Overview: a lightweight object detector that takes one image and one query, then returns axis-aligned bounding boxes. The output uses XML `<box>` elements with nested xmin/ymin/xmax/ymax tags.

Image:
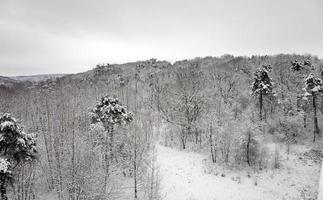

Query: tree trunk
<box><xmin>303</xmin><ymin>112</ymin><xmax>307</xmax><ymax>128</ymax></box>
<box><xmin>270</xmin><ymin>100</ymin><xmax>274</xmax><ymax>119</ymax></box>
<box><xmin>181</xmin><ymin>129</ymin><xmax>186</xmax><ymax>150</ymax></box>
<box><xmin>312</xmin><ymin>93</ymin><xmax>320</xmax><ymax>142</ymax></box>
<box><xmin>134</xmin><ymin>149</ymin><xmax>138</xmax><ymax>199</ymax></box>
<box><xmin>209</xmin><ymin>125</ymin><xmax>216</xmax><ymax>163</ymax></box>
<box><xmin>199</xmin><ymin>130</ymin><xmax>202</xmax><ymax>147</ymax></box>
<box><xmin>195</xmin><ymin>128</ymin><xmax>198</xmax><ymax>144</ymax></box>
<box><xmin>234</xmin><ymin>102</ymin><xmax>238</xmax><ymax>119</ymax></box>
<box><xmin>246</xmin><ymin>130</ymin><xmax>251</xmax><ymax>166</ymax></box>
<box><xmin>103</xmin><ymin>126</ymin><xmax>110</xmax><ymax>195</ymax></box>
<box><xmin>0</xmin><ymin>178</ymin><xmax>7</xmax><ymax>200</ymax></box>
<box><xmin>109</xmin><ymin>126</ymin><xmax>114</xmax><ymax>161</ymax></box>
<box><xmin>259</xmin><ymin>92</ymin><xmax>263</xmax><ymax>121</ymax></box>
<box><xmin>209</xmin><ymin>128</ymin><xmax>214</xmax><ymax>163</ymax></box>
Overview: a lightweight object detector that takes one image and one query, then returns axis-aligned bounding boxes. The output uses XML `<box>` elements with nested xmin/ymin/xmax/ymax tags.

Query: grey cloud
<box><xmin>0</xmin><ymin>0</ymin><xmax>322</xmax><ymax>76</ymax></box>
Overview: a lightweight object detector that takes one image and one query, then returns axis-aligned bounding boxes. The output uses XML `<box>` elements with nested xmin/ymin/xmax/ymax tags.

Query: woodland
<box><xmin>0</xmin><ymin>54</ymin><xmax>322</xmax><ymax>200</ymax></box>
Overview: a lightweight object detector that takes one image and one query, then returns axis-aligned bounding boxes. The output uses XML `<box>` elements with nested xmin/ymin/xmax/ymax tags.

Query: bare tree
<box><xmin>160</xmin><ymin>64</ymin><xmax>205</xmax><ymax>149</ymax></box>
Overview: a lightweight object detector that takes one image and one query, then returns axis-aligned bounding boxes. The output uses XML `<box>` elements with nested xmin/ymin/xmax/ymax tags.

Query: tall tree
<box><xmin>0</xmin><ymin>113</ymin><xmax>37</xmax><ymax>200</ymax></box>
<box><xmin>252</xmin><ymin>65</ymin><xmax>273</xmax><ymax>120</ymax></box>
<box><xmin>91</xmin><ymin>96</ymin><xmax>132</xmax><ymax>195</ymax></box>
<box><xmin>304</xmin><ymin>73</ymin><xmax>323</xmax><ymax>141</ymax></box>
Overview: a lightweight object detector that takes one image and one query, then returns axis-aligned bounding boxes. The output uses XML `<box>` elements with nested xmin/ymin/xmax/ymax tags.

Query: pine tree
<box><xmin>303</xmin><ymin>73</ymin><xmax>323</xmax><ymax>141</ymax></box>
<box><xmin>291</xmin><ymin>60</ymin><xmax>304</xmax><ymax>72</ymax></box>
<box><xmin>0</xmin><ymin>113</ymin><xmax>37</xmax><ymax>200</ymax></box>
<box><xmin>252</xmin><ymin>65</ymin><xmax>273</xmax><ymax>120</ymax></box>
<box><xmin>90</xmin><ymin>96</ymin><xmax>132</xmax><ymax>194</ymax></box>
<box><xmin>91</xmin><ymin>96</ymin><xmax>133</xmax><ymax>126</ymax></box>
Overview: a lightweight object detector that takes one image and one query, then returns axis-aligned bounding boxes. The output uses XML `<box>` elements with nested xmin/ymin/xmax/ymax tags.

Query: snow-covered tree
<box><xmin>90</xmin><ymin>96</ymin><xmax>132</xmax><ymax>195</ymax></box>
<box><xmin>91</xmin><ymin>96</ymin><xmax>133</xmax><ymax>126</ymax></box>
<box><xmin>291</xmin><ymin>60</ymin><xmax>304</xmax><ymax>72</ymax></box>
<box><xmin>0</xmin><ymin>113</ymin><xmax>37</xmax><ymax>200</ymax></box>
<box><xmin>303</xmin><ymin>73</ymin><xmax>323</xmax><ymax>141</ymax></box>
<box><xmin>252</xmin><ymin>65</ymin><xmax>273</xmax><ymax>120</ymax></box>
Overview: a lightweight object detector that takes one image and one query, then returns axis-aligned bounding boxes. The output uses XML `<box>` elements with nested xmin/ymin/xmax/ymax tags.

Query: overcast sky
<box><xmin>0</xmin><ymin>0</ymin><xmax>322</xmax><ymax>76</ymax></box>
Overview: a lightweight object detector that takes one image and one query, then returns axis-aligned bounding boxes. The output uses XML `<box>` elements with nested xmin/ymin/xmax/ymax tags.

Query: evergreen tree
<box><xmin>91</xmin><ymin>96</ymin><xmax>132</xmax><ymax>194</ymax></box>
<box><xmin>0</xmin><ymin>113</ymin><xmax>37</xmax><ymax>200</ymax></box>
<box><xmin>252</xmin><ymin>65</ymin><xmax>273</xmax><ymax>120</ymax></box>
<box><xmin>91</xmin><ymin>96</ymin><xmax>133</xmax><ymax>126</ymax></box>
<box><xmin>304</xmin><ymin>73</ymin><xmax>323</xmax><ymax>141</ymax></box>
<box><xmin>291</xmin><ymin>60</ymin><xmax>304</xmax><ymax>72</ymax></box>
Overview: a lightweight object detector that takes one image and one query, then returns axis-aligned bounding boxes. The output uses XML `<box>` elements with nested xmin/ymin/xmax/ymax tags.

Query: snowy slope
<box><xmin>157</xmin><ymin>144</ymin><xmax>281</xmax><ymax>200</ymax></box>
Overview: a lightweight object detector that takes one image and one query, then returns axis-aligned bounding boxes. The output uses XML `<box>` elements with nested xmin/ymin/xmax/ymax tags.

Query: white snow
<box><xmin>0</xmin><ymin>121</ymin><xmax>14</xmax><ymax>131</ymax></box>
<box><xmin>17</xmin><ymin>137</ymin><xmax>26</xmax><ymax>146</ymax></box>
<box><xmin>157</xmin><ymin>144</ymin><xmax>280</xmax><ymax>200</ymax></box>
<box><xmin>156</xmin><ymin>144</ymin><xmax>320</xmax><ymax>200</ymax></box>
<box><xmin>0</xmin><ymin>158</ymin><xmax>10</xmax><ymax>173</ymax></box>
<box><xmin>304</xmin><ymin>91</ymin><xmax>311</xmax><ymax>97</ymax></box>
<box><xmin>312</xmin><ymin>85</ymin><xmax>322</xmax><ymax>92</ymax></box>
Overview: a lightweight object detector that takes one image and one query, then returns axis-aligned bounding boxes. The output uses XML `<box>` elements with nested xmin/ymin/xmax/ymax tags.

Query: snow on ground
<box><xmin>157</xmin><ymin>144</ymin><xmax>280</xmax><ymax>200</ymax></box>
<box><xmin>156</xmin><ymin>144</ymin><xmax>320</xmax><ymax>200</ymax></box>
<box><xmin>254</xmin><ymin>143</ymin><xmax>320</xmax><ymax>200</ymax></box>
<box><xmin>318</xmin><ymin>164</ymin><xmax>323</xmax><ymax>200</ymax></box>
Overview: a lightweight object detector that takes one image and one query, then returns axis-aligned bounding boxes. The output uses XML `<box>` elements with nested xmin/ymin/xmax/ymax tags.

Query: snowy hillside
<box><xmin>0</xmin><ymin>55</ymin><xmax>322</xmax><ymax>200</ymax></box>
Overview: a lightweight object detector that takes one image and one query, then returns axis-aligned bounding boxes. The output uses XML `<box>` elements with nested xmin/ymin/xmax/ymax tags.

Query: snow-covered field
<box><xmin>157</xmin><ymin>144</ymin><xmax>320</xmax><ymax>200</ymax></box>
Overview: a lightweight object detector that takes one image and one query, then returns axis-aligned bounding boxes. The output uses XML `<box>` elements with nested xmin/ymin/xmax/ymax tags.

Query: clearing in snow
<box><xmin>157</xmin><ymin>144</ymin><xmax>319</xmax><ymax>200</ymax></box>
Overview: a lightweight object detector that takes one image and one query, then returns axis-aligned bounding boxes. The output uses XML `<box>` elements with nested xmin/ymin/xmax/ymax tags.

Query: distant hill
<box><xmin>10</xmin><ymin>74</ymin><xmax>66</xmax><ymax>82</ymax></box>
<box><xmin>0</xmin><ymin>76</ymin><xmax>19</xmax><ymax>88</ymax></box>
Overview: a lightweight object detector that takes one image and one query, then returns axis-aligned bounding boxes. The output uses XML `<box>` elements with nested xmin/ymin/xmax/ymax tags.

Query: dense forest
<box><xmin>0</xmin><ymin>54</ymin><xmax>322</xmax><ymax>200</ymax></box>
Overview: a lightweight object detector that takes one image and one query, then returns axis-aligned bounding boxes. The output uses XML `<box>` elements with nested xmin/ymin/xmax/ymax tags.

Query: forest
<box><xmin>0</xmin><ymin>54</ymin><xmax>322</xmax><ymax>200</ymax></box>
